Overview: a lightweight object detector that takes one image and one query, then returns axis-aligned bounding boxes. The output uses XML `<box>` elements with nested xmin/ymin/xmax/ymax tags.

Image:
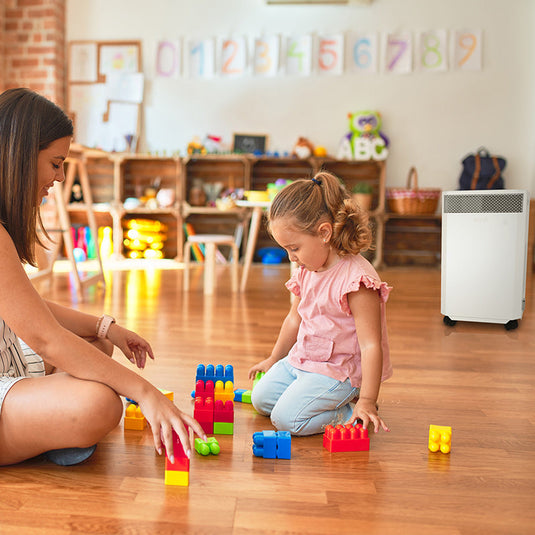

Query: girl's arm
<box><xmin>346</xmin><ymin>287</ymin><xmax>389</xmax><ymax>433</ymax></box>
<box><xmin>0</xmin><ymin>227</ymin><xmax>204</xmax><ymax>456</ymax></box>
<box><xmin>248</xmin><ymin>296</ymin><xmax>301</xmax><ymax>379</ymax></box>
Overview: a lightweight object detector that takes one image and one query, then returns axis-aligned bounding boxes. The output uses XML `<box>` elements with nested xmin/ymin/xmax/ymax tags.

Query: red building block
<box><xmin>194</xmin><ymin>396</ymin><xmax>214</xmax><ymax>435</ymax></box>
<box><xmin>214</xmin><ymin>399</ymin><xmax>234</xmax><ymax>423</ymax></box>
<box><xmin>165</xmin><ymin>429</ymin><xmax>190</xmax><ymax>486</ymax></box>
<box><xmin>323</xmin><ymin>423</ymin><xmax>370</xmax><ymax>452</ymax></box>
<box><xmin>195</xmin><ymin>379</ymin><xmax>214</xmax><ymax>400</ymax></box>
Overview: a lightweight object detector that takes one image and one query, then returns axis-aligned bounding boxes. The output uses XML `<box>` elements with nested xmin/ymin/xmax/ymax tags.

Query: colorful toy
<box><xmin>214</xmin><ymin>380</ymin><xmax>234</xmax><ymax>403</ymax></box>
<box><xmin>122</xmin><ymin>218</ymin><xmax>167</xmax><ymax>260</ymax></box>
<box><xmin>187</xmin><ymin>136</ymin><xmax>206</xmax><ymax>155</ymax></box>
<box><xmin>292</xmin><ymin>137</ymin><xmax>314</xmax><ymax>159</ymax></box>
<box><xmin>252</xmin><ymin>430</ymin><xmax>291</xmax><ymax>459</ymax></box>
<box><xmin>234</xmin><ymin>388</ymin><xmax>252</xmax><ymax>403</ymax></box>
<box><xmin>323</xmin><ymin>423</ymin><xmax>369</xmax><ymax>452</ymax></box>
<box><xmin>196</xmin><ymin>364</ymin><xmax>234</xmax><ymax>385</ymax></box>
<box><xmin>339</xmin><ymin>111</ymin><xmax>389</xmax><ymax>161</ymax></box>
<box><xmin>195</xmin><ymin>437</ymin><xmax>220</xmax><ymax>456</ymax></box>
<box><xmin>253</xmin><ymin>371</ymin><xmax>265</xmax><ymax>390</ymax></box>
<box><xmin>428</xmin><ymin>425</ymin><xmax>452</xmax><ymax>454</ymax></box>
<box><xmin>124</xmin><ymin>402</ymin><xmax>146</xmax><ymax>430</ymax></box>
<box><xmin>165</xmin><ymin>429</ymin><xmax>190</xmax><ymax>486</ymax></box>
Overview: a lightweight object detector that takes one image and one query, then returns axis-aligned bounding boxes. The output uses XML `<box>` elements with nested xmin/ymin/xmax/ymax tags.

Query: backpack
<box><xmin>459</xmin><ymin>147</ymin><xmax>506</xmax><ymax>190</ymax></box>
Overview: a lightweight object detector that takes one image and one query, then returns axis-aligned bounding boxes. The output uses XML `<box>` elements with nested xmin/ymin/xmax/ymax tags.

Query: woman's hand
<box><xmin>247</xmin><ymin>355</ymin><xmax>277</xmax><ymax>380</ymax></box>
<box><xmin>347</xmin><ymin>398</ymin><xmax>389</xmax><ymax>433</ymax></box>
<box><xmin>138</xmin><ymin>389</ymin><xmax>206</xmax><ymax>460</ymax></box>
<box><xmin>106</xmin><ymin>323</ymin><xmax>154</xmax><ymax>369</ymax></box>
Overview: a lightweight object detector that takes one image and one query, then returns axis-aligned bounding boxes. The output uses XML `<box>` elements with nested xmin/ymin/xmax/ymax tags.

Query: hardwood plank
<box><xmin>2</xmin><ymin>264</ymin><xmax>533</xmax><ymax>534</ymax></box>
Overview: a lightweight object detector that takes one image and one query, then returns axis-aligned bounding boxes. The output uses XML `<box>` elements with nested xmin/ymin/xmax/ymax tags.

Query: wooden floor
<box><xmin>3</xmin><ymin>262</ymin><xmax>535</xmax><ymax>535</ymax></box>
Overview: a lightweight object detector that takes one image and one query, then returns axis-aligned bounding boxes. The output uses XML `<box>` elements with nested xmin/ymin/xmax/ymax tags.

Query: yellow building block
<box><xmin>214</xmin><ymin>380</ymin><xmax>234</xmax><ymax>403</ymax></box>
<box><xmin>165</xmin><ymin>470</ymin><xmax>189</xmax><ymax>486</ymax></box>
<box><xmin>124</xmin><ymin>403</ymin><xmax>146</xmax><ymax>430</ymax></box>
<box><xmin>159</xmin><ymin>389</ymin><xmax>174</xmax><ymax>401</ymax></box>
<box><xmin>429</xmin><ymin>424</ymin><xmax>452</xmax><ymax>454</ymax></box>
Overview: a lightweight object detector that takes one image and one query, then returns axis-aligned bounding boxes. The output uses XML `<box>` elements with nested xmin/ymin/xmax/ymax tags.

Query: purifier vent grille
<box><xmin>444</xmin><ymin>193</ymin><xmax>524</xmax><ymax>214</ymax></box>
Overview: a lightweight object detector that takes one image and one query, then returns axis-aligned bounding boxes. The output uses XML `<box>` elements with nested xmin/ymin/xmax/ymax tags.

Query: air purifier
<box><xmin>441</xmin><ymin>190</ymin><xmax>530</xmax><ymax>329</ymax></box>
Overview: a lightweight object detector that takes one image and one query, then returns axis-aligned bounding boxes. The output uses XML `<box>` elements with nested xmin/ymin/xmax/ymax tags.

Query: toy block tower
<box><xmin>165</xmin><ymin>429</ymin><xmax>190</xmax><ymax>486</ymax></box>
<box><xmin>428</xmin><ymin>425</ymin><xmax>452</xmax><ymax>453</ymax></box>
<box><xmin>252</xmin><ymin>430</ymin><xmax>291</xmax><ymax>459</ymax></box>
<box><xmin>124</xmin><ymin>402</ymin><xmax>146</xmax><ymax>430</ymax></box>
<box><xmin>323</xmin><ymin>424</ymin><xmax>370</xmax><ymax>452</ymax></box>
<box><xmin>194</xmin><ymin>364</ymin><xmax>234</xmax><ymax>436</ymax></box>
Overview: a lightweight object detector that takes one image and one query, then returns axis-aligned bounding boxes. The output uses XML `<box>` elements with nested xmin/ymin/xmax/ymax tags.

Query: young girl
<box><xmin>0</xmin><ymin>88</ymin><xmax>205</xmax><ymax>466</ymax></box>
<box><xmin>248</xmin><ymin>171</ymin><xmax>392</xmax><ymax>436</ymax></box>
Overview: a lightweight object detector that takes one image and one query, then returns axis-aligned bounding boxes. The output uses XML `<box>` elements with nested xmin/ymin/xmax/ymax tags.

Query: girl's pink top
<box><xmin>286</xmin><ymin>254</ymin><xmax>392</xmax><ymax>388</ymax></box>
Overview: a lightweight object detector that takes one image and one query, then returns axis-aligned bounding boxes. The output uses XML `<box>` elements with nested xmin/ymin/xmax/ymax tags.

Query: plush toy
<box><xmin>187</xmin><ymin>136</ymin><xmax>206</xmax><ymax>156</ymax></box>
<box><xmin>292</xmin><ymin>137</ymin><xmax>314</xmax><ymax>159</ymax></box>
<box><xmin>344</xmin><ymin>111</ymin><xmax>389</xmax><ymax>161</ymax></box>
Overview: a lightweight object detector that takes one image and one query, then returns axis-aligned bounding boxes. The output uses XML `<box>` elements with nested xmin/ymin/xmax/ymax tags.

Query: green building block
<box><xmin>214</xmin><ymin>422</ymin><xmax>234</xmax><ymax>435</ymax></box>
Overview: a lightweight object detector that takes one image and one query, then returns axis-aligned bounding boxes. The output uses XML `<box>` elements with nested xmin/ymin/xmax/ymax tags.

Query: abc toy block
<box><xmin>195</xmin><ymin>437</ymin><xmax>221</xmax><ymax>456</ymax></box>
<box><xmin>323</xmin><ymin>424</ymin><xmax>369</xmax><ymax>453</ymax></box>
<box><xmin>429</xmin><ymin>425</ymin><xmax>452</xmax><ymax>454</ymax></box>
<box><xmin>214</xmin><ymin>422</ymin><xmax>234</xmax><ymax>435</ymax></box>
<box><xmin>214</xmin><ymin>380</ymin><xmax>234</xmax><ymax>403</ymax></box>
<box><xmin>124</xmin><ymin>402</ymin><xmax>146</xmax><ymax>430</ymax></box>
<box><xmin>195</xmin><ymin>379</ymin><xmax>214</xmax><ymax>400</ymax></box>
<box><xmin>214</xmin><ymin>400</ymin><xmax>234</xmax><ymax>423</ymax></box>
<box><xmin>253</xmin><ymin>371</ymin><xmax>265</xmax><ymax>390</ymax></box>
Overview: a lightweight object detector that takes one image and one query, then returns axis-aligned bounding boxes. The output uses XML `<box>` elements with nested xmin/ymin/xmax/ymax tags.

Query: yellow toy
<box><xmin>124</xmin><ymin>402</ymin><xmax>146</xmax><ymax>430</ymax></box>
<box><xmin>428</xmin><ymin>424</ymin><xmax>452</xmax><ymax>453</ymax></box>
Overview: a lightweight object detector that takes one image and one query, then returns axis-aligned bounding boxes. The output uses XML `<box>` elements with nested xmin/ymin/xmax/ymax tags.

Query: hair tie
<box><xmin>311</xmin><ymin>177</ymin><xmax>322</xmax><ymax>186</ymax></box>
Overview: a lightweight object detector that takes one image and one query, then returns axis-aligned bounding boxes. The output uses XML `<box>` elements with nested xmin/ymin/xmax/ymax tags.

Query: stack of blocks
<box><xmin>194</xmin><ymin>364</ymin><xmax>234</xmax><ymax>435</ymax></box>
<box><xmin>323</xmin><ymin>423</ymin><xmax>370</xmax><ymax>452</ymax></box>
<box><xmin>165</xmin><ymin>429</ymin><xmax>190</xmax><ymax>486</ymax></box>
<box><xmin>252</xmin><ymin>430</ymin><xmax>291</xmax><ymax>459</ymax></box>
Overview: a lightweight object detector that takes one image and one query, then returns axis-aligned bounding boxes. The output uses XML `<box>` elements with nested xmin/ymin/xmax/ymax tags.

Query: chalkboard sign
<box><xmin>233</xmin><ymin>133</ymin><xmax>267</xmax><ymax>154</ymax></box>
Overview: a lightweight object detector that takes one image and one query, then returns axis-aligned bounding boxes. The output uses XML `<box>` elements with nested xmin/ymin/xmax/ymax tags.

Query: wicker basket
<box><xmin>386</xmin><ymin>167</ymin><xmax>441</xmax><ymax>215</ymax></box>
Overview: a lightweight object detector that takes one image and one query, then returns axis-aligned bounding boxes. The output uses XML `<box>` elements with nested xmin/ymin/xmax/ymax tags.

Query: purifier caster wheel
<box><xmin>443</xmin><ymin>316</ymin><xmax>457</xmax><ymax>327</ymax></box>
<box><xmin>504</xmin><ymin>320</ymin><xmax>519</xmax><ymax>331</ymax></box>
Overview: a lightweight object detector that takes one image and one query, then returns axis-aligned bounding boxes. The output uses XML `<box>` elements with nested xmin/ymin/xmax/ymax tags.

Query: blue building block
<box><xmin>252</xmin><ymin>430</ymin><xmax>291</xmax><ymax>459</ymax></box>
<box><xmin>234</xmin><ymin>388</ymin><xmax>252</xmax><ymax>403</ymax></box>
<box><xmin>196</xmin><ymin>364</ymin><xmax>234</xmax><ymax>385</ymax></box>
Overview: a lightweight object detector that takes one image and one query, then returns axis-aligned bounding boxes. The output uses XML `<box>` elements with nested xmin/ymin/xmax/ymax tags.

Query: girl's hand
<box><xmin>106</xmin><ymin>324</ymin><xmax>155</xmax><ymax>369</ymax></box>
<box><xmin>347</xmin><ymin>398</ymin><xmax>390</xmax><ymax>433</ymax></box>
<box><xmin>138</xmin><ymin>389</ymin><xmax>206</xmax><ymax>460</ymax></box>
<box><xmin>248</xmin><ymin>356</ymin><xmax>276</xmax><ymax>380</ymax></box>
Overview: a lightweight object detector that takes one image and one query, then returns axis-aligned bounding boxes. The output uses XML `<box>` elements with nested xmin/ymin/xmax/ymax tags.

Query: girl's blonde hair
<box><xmin>268</xmin><ymin>170</ymin><xmax>372</xmax><ymax>255</ymax></box>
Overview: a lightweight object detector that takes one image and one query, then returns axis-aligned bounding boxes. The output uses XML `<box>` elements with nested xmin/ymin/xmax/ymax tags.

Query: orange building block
<box><xmin>323</xmin><ymin>423</ymin><xmax>369</xmax><ymax>452</ymax></box>
<box><xmin>124</xmin><ymin>402</ymin><xmax>146</xmax><ymax>430</ymax></box>
<box><xmin>214</xmin><ymin>380</ymin><xmax>234</xmax><ymax>403</ymax></box>
<box><xmin>428</xmin><ymin>425</ymin><xmax>452</xmax><ymax>454</ymax></box>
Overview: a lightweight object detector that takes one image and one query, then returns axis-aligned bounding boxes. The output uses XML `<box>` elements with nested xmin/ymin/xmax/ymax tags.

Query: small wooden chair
<box><xmin>183</xmin><ymin>234</ymin><xmax>239</xmax><ymax>295</ymax></box>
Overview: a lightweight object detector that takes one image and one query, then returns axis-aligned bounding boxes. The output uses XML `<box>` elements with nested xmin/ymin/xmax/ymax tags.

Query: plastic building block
<box><xmin>196</xmin><ymin>364</ymin><xmax>234</xmax><ymax>385</ymax></box>
<box><xmin>194</xmin><ymin>397</ymin><xmax>214</xmax><ymax>435</ymax></box>
<box><xmin>323</xmin><ymin>424</ymin><xmax>369</xmax><ymax>453</ymax></box>
<box><xmin>195</xmin><ymin>437</ymin><xmax>221</xmax><ymax>456</ymax></box>
<box><xmin>429</xmin><ymin>425</ymin><xmax>452</xmax><ymax>454</ymax></box>
<box><xmin>165</xmin><ymin>429</ymin><xmax>190</xmax><ymax>486</ymax></box>
<box><xmin>234</xmin><ymin>388</ymin><xmax>252</xmax><ymax>403</ymax></box>
<box><xmin>253</xmin><ymin>371</ymin><xmax>265</xmax><ymax>390</ymax></box>
<box><xmin>214</xmin><ymin>400</ymin><xmax>234</xmax><ymax>423</ymax></box>
<box><xmin>214</xmin><ymin>422</ymin><xmax>234</xmax><ymax>435</ymax></box>
<box><xmin>252</xmin><ymin>430</ymin><xmax>291</xmax><ymax>459</ymax></box>
<box><xmin>124</xmin><ymin>402</ymin><xmax>146</xmax><ymax>430</ymax></box>
<box><xmin>214</xmin><ymin>381</ymin><xmax>234</xmax><ymax>403</ymax></box>
<box><xmin>159</xmin><ymin>389</ymin><xmax>174</xmax><ymax>401</ymax></box>
<box><xmin>195</xmin><ymin>379</ymin><xmax>214</xmax><ymax>400</ymax></box>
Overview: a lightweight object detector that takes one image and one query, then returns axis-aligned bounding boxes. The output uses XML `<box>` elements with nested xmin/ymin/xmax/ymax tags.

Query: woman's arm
<box><xmin>346</xmin><ymin>286</ymin><xmax>389</xmax><ymax>433</ymax></box>
<box><xmin>0</xmin><ymin>227</ymin><xmax>203</xmax><ymax>455</ymax></box>
<box><xmin>248</xmin><ymin>296</ymin><xmax>301</xmax><ymax>379</ymax></box>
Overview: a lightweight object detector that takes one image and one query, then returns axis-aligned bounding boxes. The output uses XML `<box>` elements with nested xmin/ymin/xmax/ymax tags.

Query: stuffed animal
<box><xmin>292</xmin><ymin>137</ymin><xmax>314</xmax><ymax>159</ymax></box>
<box><xmin>346</xmin><ymin>111</ymin><xmax>389</xmax><ymax>161</ymax></box>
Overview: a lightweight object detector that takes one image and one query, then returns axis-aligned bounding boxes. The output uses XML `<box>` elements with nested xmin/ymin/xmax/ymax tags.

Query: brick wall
<box><xmin>1</xmin><ymin>0</ymin><xmax>66</xmax><ymax>106</ymax></box>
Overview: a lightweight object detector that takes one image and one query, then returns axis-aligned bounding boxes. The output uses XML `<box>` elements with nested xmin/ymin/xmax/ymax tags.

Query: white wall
<box><xmin>67</xmin><ymin>0</ymin><xmax>535</xmax><ymax>192</ymax></box>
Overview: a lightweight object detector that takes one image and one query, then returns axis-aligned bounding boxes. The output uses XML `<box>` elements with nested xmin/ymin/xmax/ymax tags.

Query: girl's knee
<box><xmin>251</xmin><ymin>388</ymin><xmax>272</xmax><ymax>416</ymax></box>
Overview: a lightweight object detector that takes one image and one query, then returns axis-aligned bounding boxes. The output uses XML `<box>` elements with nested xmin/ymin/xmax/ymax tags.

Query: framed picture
<box><xmin>233</xmin><ymin>133</ymin><xmax>268</xmax><ymax>154</ymax></box>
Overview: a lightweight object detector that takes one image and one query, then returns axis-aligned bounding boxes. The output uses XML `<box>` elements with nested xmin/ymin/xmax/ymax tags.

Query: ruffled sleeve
<box><xmin>340</xmin><ymin>274</ymin><xmax>392</xmax><ymax>315</ymax></box>
<box><xmin>285</xmin><ymin>267</ymin><xmax>302</xmax><ymax>298</ymax></box>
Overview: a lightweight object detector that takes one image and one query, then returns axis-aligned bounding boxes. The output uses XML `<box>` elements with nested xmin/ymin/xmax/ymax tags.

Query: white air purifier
<box><xmin>441</xmin><ymin>190</ymin><xmax>530</xmax><ymax>329</ymax></box>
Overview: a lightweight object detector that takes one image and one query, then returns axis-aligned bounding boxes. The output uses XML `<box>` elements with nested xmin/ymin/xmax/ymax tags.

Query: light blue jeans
<box><xmin>251</xmin><ymin>357</ymin><xmax>359</xmax><ymax>436</ymax></box>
